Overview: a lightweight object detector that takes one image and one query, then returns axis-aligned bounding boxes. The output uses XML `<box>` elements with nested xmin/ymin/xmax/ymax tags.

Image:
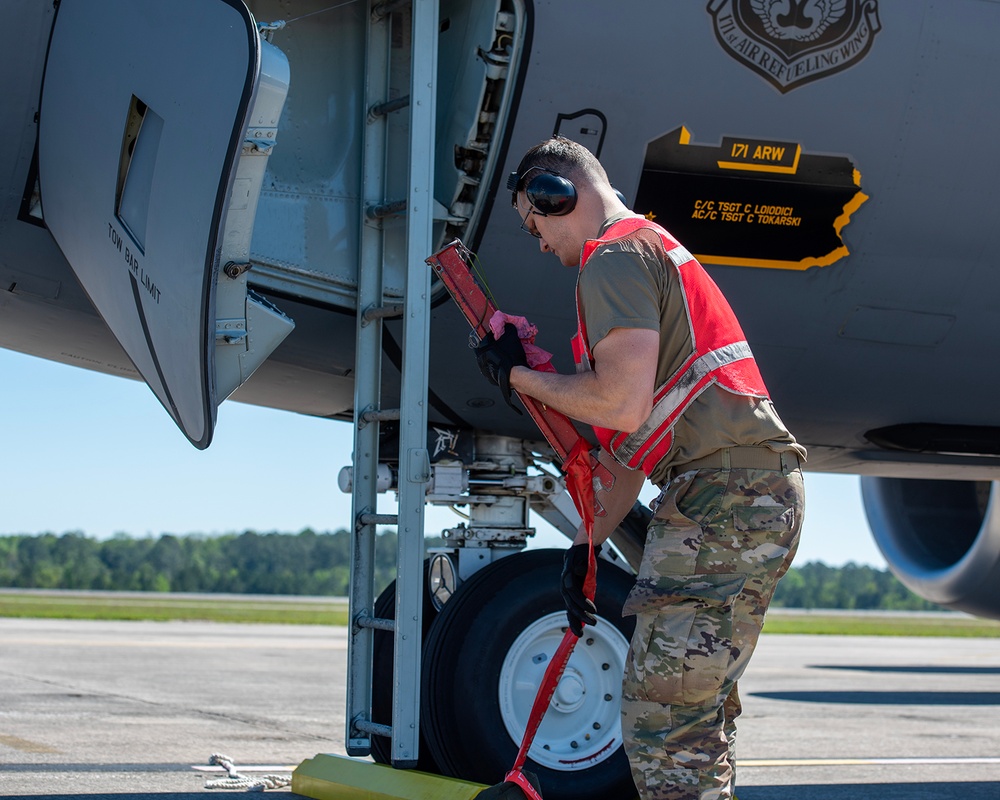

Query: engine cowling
<box><xmin>860</xmin><ymin>477</ymin><xmax>1000</xmax><ymax>619</ymax></box>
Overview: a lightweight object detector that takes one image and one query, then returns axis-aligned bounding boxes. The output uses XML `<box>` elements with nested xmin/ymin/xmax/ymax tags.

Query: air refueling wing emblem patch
<box><xmin>707</xmin><ymin>0</ymin><xmax>881</xmax><ymax>93</ymax></box>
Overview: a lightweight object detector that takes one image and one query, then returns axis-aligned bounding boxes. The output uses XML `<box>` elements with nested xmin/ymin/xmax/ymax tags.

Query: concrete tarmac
<box><xmin>1</xmin><ymin>617</ymin><xmax>998</xmax><ymax>799</ymax></box>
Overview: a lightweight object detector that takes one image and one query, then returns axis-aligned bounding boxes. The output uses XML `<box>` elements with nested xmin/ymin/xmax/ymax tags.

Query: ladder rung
<box><xmin>369</xmin><ymin>94</ymin><xmax>410</xmax><ymax>118</ymax></box>
<box><xmin>359</xmin><ymin>513</ymin><xmax>398</xmax><ymax>527</ymax></box>
<box><xmin>365</xmin><ymin>199</ymin><xmax>407</xmax><ymax>220</ymax></box>
<box><xmin>354</xmin><ymin>719</ymin><xmax>393</xmax><ymax>739</ymax></box>
<box><xmin>355</xmin><ymin>615</ymin><xmax>396</xmax><ymax>632</ymax></box>
<box><xmin>361</xmin><ymin>303</ymin><xmax>404</xmax><ymax>324</ymax></box>
<box><xmin>361</xmin><ymin>407</ymin><xmax>401</xmax><ymax>423</ymax></box>
<box><xmin>372</xmin><ymin>0</ymin><xmax>409</xmax><ymax>21</ymax></box>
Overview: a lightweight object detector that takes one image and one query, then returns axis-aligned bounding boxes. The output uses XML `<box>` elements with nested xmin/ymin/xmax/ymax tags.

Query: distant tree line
<box><xmin>0</xmin><ymin>529</ymin><xmax>397</xmax><ymax>596</ymax></box>
<box><xmin>771</xmin><ymin>560</ymin><xmax>942</xmax><ymax>611</ymax></box>
<box><xmin>0</xmin><ymin>531</ymin><xmax>942</xmax><ymax>611</ymax></box>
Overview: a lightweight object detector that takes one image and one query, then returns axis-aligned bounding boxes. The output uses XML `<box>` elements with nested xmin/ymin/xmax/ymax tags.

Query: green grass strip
<box><xmin>764</xmin><ymin>610</ymin><xmax>1000</xmax><ymax>637</ymax></box>
<box><xmin>0</xmin><ymin>592</ymin><xmax>349</xmax><ymax>626</ymax></box>
<box><xmin>3</xmin><ymin>593</ymin><xmax>1000</xmax><ymax>636</ymax></box>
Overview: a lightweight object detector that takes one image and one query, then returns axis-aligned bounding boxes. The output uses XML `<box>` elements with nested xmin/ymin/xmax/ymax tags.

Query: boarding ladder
<box><xmin>345</xmin><ymin>0</ymin><xmax>438</xmax><ymax>768</ymax></box>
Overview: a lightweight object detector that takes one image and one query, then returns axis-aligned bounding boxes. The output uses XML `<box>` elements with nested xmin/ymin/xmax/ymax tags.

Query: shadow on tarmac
<box><xmin>15</xmin><ymin>786</ymin><xmax>1000</xmax><ymax>800</ymax></box>
<box><xmin>18</xmin><ymin>796</ymin><xmax>309</xmax><ymax>800</ymax></box>
<box><xmin>811</xmin><ymin>664</ymin><xmax>1000</xmax><ymax>675</ymax></box>
<box><xmin>739</xmin><ymin>783</ymin><xmax>1000</xmax><ymax>800</ymax></box>
<box><xmin>750</xmin><ymin>690</ymin><xmax>1000</xmax><ymax>705</ymax></box>
<box><xmin>2</xmin><ymin>765</ymin><xmax>191</xmax><ymax>774</ymax></box>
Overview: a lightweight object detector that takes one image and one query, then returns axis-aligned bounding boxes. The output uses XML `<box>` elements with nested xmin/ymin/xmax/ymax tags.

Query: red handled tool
<box><xmin>426</xmin><ymin>240</ymin><xmax>606</xmax><ymax>800</ymax></box>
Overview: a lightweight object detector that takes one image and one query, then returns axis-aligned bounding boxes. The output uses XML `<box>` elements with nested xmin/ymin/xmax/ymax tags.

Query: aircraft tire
<box><xmin>370</xmin><ymin>566</ymin><xmax>441</xmax><ymax>772</ymax></box>
<box><xmin>420</xmin><ymin>548</ymin><xmax>637</xmax><ymax>800</ymax></box>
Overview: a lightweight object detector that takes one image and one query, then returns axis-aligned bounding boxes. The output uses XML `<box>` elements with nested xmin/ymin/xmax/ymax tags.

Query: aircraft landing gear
<box><xmin>351</xmin><ymin>432</ymin><xmax>643</xmax><ymax>799</ymax></box>
<box><xmin>420</xmin><ymin>549</ymin><xmax>637</xmax><ymax>800</ymax></box>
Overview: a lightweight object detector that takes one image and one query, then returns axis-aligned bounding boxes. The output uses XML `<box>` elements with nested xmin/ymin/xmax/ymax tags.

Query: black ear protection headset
<box><xmin>507</xmin><ymin>166</ymin><xmax>628</xmax><ymax>216</ymax></box>
<box><xmin>507</xmin><ymin>166</ymin><xmax>578</xmax><ymax>217</ymax></box>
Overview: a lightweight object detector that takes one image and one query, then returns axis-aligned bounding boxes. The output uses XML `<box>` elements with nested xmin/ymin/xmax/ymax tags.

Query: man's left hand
<box><xmin>474</xmin><ymin>322</ymin><xmax>528</xmax><ymax>413</ymax></box>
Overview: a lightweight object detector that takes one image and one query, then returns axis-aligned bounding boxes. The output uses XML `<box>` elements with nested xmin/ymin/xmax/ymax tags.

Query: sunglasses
<box><xmin>518</xmin><ymin>206</ymin><xmax>546</xmax><ymax>239</ymax></box>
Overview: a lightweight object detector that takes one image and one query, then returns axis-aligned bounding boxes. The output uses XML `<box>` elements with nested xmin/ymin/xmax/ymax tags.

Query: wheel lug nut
<box><xmin>604</xmin><ymin>693</ymin><xmax>613</xmax><ymax>701</ymax></box>
<box><xmin>571</xmin><ymin>740</ymin><xmax>578</xmax><ymax>749</ymax></box>
<box><xmin>602</xmin><ymin>663</ymin><xmax>610</xmax><ymax>670</ymax></box>
<box><xmin>586</xmin><ymin>638</ymin><xmax>594</xmax><ymax>646</ymax></box>
<box><xmin>593</xmin><ymin>722</ymin><xmax>601</xmax><ymax>730</ymax></box>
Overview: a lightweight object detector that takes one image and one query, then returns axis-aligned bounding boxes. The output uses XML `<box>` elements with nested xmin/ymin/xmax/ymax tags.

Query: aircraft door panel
<box><xmin>38</xmin><ymin>0</ymin><xmax>292</xmax><ymax>448</ymax></box>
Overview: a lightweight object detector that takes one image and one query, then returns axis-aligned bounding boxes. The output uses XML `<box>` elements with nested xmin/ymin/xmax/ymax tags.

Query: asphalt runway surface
<box><xmin>1</xmin><ymin>617</ymin><xmax>998</xmax><ymax>799</ymax></box>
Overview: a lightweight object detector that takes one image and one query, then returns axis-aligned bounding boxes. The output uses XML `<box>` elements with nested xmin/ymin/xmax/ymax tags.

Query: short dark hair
<box><xmin>509</xmin><ymin>136</ymin><xmax>609</xmax><ymax>202</ymax></box>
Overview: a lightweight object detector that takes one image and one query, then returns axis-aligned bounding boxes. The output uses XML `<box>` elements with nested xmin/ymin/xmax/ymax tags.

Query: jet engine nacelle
<box><xmin>861</xmin><ymin>477</ymin><xmax>1000</xmax><ymax>619</ymax></box>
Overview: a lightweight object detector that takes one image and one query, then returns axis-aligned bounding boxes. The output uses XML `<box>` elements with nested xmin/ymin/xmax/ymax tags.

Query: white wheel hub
<box><xmin>498</xmin><ymin>611</ymin><xmax>629</xmax><ymax>771</ymax></box>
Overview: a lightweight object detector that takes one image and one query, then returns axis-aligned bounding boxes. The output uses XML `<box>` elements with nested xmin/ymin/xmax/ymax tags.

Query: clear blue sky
<box><xmin>0</xmin><ymin>347</ymin><xmax>887</xmax><ymax>568</ymax></box>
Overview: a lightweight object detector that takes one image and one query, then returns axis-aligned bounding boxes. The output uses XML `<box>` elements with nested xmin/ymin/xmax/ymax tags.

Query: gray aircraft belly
<box><xmin>3</xmin><ymin>0</ymin><xmax>999</xmax><ymax>478</ymax></box>
<box><xmin>433</xmin><ymin>1</ymin><xmax>1000</xmax><ymax>478</ymax></box>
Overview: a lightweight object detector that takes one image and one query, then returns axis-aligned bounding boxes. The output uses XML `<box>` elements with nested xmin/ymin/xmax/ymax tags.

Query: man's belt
<box><xmin>671</xmin><ymin>445</ymin><xmax>799</xmax><ymax>479</ymax></box>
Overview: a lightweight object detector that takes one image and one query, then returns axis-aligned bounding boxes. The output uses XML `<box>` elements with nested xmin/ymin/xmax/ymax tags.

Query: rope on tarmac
<box><xmin>204</xmin><ymin>753</ymin><xmax>292</xmax><ymax>792</ymax></box>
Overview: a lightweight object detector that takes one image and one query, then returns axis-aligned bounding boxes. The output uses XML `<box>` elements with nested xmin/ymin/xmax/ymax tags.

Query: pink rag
<box><xmin>488</xmin><ymin>311</ymin><xmax>555</xmax><ymax>372</ymax></box>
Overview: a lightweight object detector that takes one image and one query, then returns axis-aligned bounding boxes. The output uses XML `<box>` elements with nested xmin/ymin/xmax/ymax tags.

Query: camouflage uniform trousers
<box><xmin>620</xmin><ymin>458</ymin><xmax>804</xmax><ymax>800</ymax></box>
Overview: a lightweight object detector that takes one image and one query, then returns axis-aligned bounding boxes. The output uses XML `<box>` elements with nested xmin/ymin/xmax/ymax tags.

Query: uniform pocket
<box><xmin>729</xmin><ymin>501</ymin><xmax>799</xmax><ymax>572</ymax></box>
<box><xmin>664</xmin><ymin>470</ymin><xmax>726</xmax><ymax>527</ymax></box>
<box><xmin>732</xmin><ymin>502</ymin><xmax>795</xmax><ymax>533</ymax></box>
<box><xmin>623</xmin><ymin>574</ymin><xmax>745</xmax><ymax>708</ymax></box>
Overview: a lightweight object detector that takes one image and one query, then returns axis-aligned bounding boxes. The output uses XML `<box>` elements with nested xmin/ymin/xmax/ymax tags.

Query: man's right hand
<box><xmin>560</xmin><ymin>542</ymin><xmax>598</xmax><ymax>636</ymax></box>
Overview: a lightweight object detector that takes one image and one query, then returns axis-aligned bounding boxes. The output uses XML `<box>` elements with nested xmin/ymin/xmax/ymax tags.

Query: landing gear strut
<box><xmin>346</xmin><ymin>433</ymin><xmax>641</xmax><ymax>798</ymax></box>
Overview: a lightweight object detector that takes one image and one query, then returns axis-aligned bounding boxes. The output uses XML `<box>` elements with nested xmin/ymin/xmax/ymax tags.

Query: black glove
<box><xmin>561</xmin><ymin>542</ymin><xmax>598</xmax><ymax>637</ymax></box>
<box><xmin>474</xmin><ymin>322</ymin><xmax>528</xmax><ymax>414</ymax></box>
<box><xmin>474</xmin><ymin>770</ymin><xmax>541</xmax><ymax>800</ymax></box>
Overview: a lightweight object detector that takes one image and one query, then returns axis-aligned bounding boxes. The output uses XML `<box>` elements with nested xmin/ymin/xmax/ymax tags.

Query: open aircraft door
<box><xmin>38</xmin><ymin>0</ymin><xmax>294</xmax><ymax>448</ymax></box>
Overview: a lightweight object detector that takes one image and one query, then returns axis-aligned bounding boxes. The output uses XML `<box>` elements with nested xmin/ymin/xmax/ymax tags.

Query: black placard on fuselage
<box><xmin>635</xmin><ymin>127</ymin><xmax>867</xmax><ymax>270</ymax></box>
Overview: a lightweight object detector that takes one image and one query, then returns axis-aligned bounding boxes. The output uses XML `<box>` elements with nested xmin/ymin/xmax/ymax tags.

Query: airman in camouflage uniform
<box><xmin>490</xmin><ymin>137</ymin><xmax>807</xmax><ymax>799</ymax></box>
<box><xmin>622</xmin><ymin>461</ymin><xmax>803</xmax><ymax>799</ymax></box>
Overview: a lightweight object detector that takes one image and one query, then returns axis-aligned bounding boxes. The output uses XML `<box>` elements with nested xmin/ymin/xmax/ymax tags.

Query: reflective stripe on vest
<box><xmin>574</xmin><ymin>217</ymin><xmax>769</xmax><ymax>474</ymax></box>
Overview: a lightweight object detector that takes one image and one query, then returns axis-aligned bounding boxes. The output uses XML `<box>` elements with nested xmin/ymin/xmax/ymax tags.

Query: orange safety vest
<box><xmin>571</xmin><ymin>217</ymin><xmax>770</xmax><ymax>475</ymax></box>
